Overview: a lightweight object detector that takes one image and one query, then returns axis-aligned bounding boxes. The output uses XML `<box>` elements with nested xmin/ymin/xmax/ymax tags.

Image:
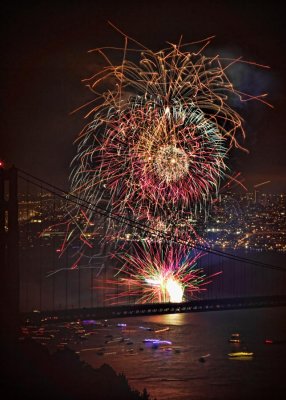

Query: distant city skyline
<box><xmin>18</xmin><ymin>188</ymin><xmax>286</xmax><ymax>253</ymax></box>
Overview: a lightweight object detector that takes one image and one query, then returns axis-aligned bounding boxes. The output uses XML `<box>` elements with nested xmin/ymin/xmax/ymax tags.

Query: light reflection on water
<box><xmin>143</xmin><ymin>313</ymin><xmax>189</xmax><ymax>326</ymax></box>
<box><xmin>78</xmin><ymin>308</ymin><xmax>286</xmax><ymax>400</ymax></box>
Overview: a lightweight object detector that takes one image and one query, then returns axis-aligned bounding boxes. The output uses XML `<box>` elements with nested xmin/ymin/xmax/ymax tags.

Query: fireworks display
<box><xmin>102</xmin><ymin>241</ymin><xmax>221</xmax><ymax>304</ymax></box>
<box><xmin>70</xmin><ymin>36</ymin><xmax>264</xmax><ymax>223</ymax></box>
<box><xmin>61</xmin><ymin>31</ymin><xmax>270</xmax><ymax>304</ymax></box>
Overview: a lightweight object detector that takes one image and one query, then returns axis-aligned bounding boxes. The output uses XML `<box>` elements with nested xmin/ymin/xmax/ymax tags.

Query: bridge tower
<box><xmin>0</xmin><ymin>165</ymin><xmax>19</xmax><ymax>341</ymax></box>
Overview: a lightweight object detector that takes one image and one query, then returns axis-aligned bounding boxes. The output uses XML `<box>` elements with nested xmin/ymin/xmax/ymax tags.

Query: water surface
<box><xmin>77</xmin><ymin>307</ymin><xmax>286</xmax><ymax>400</ymax></box>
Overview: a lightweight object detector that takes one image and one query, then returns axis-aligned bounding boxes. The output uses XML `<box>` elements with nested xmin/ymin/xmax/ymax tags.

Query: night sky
<box><xmin>1</xmin><ymin>0</ymin><xmax>285</xmax><ymax>191</ymax></box>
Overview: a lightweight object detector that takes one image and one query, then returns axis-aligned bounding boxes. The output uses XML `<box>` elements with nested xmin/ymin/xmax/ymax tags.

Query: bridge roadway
<box><xmin>22</xmin><ymin>295</ymin><xmax>286</xmax><ymax>324</ymax></box>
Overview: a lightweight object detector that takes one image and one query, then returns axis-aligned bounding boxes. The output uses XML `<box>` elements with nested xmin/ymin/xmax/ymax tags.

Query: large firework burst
<box><xmin>70</xmin><ymin>33</ymin><xmax>270</xmax><ymax>231</ymax></box>
<box><xmin>74</xmin><ymin>101</ymin><xmax>227</xmax><ymax>214</ymax></box>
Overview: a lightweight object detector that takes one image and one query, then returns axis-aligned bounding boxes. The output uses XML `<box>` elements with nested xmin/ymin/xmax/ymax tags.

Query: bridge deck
<box><xmin>22</xmin><ymin>295</ymin><xmax>286</xmax><ymax>323</ymax></box>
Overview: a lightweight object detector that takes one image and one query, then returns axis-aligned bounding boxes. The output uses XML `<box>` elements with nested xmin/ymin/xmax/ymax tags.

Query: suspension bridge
<box><xmin>1</xmin><ymin>166</ymin><xmax>286</xmax><ymax>334</ymax></box>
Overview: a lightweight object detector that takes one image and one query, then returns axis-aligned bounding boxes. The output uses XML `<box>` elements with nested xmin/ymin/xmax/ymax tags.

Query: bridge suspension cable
<box><xmin>18</xmin><ymin>168</ymin><xmax>286</xmax><ymax>273</ymax></box>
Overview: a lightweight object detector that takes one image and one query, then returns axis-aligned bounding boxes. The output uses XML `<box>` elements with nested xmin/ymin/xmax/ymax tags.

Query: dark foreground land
<box><xmin>0</xmin><ymin>338</ymin><xmax>152</xmax><ymax>400</ymax></box>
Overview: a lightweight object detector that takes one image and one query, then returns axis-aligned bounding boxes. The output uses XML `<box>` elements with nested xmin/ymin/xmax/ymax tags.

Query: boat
<box><xmin>154</xmin><ymin>327</ymin><xmax>170</xmax><ymax>333</ymax></box>
<box><xmin>228</xmin><ymin>333</ymin><xmax>241</xmax><ymax>343</ymax></box>
<box><xmin>199</xmin><ymin>353</ymin><xmax>211</xmax><ymax>363</ymax></box>
<box><xmin>139</xmin><ymin>326</ymin><xmax>154</xmax><ymax>331</ymax></box>
<box><xmin>264</xmin><ymin>339</ymin><xmax>286</xmax><ymax>345</ymax></box>
<box><xmin>228</xmin><ymin>351</ymin><xmax>253</xmax><ymax>358</ymax></box>
<box><xmin>143</xmin><ymin>339</ymin><xmax>172</xmax><ymax>345</ymax></box>
<box><xmin>57</xmin><ymin>342</ymin><xmax>68</xmax><ymax>349</ymax></box>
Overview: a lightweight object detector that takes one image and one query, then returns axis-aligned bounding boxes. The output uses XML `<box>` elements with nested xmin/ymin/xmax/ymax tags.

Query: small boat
<box><xmin>143</xmin><ymin>339</ymin><xmax>172</xmax><ymax>345</ymax></box>
<box><xmin>228</xmin><ymin>351</ymin><xmax>253</xmax><ymax>358</ymax></box>
<box><xmin>228</xmin><ymin>333</ymin><xmax>241</xmax><ymax>343</ymax></box>
<box><xmin>199</xmin><ymin>354</ymin><xmax>211</xmax><ymax>363</ymax></box>
<box><xmin>57</xmin><ymin>342</ymin><xmax>68</xmax><ymax>349</ymax></box>
<box><xmin>154</xmin><ymin>327</ymin><xmax>170</xmax><ymax>333</ymax></box>
<box><xmin>139</xmin><ymin>326</ymin><xmax>154</xmax><ymax>331</ymax></box>
<box><xmin>264</xmin><ymin>339</ymin><xmax>286</xmax><ymax>345</ymax></box>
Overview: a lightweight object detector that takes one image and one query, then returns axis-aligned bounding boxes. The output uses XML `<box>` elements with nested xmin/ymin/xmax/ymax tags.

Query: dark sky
<box><xmin>1</xmin><ymin>0</ymin><xmax>285</xmax><ymax>192</ymax></box>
